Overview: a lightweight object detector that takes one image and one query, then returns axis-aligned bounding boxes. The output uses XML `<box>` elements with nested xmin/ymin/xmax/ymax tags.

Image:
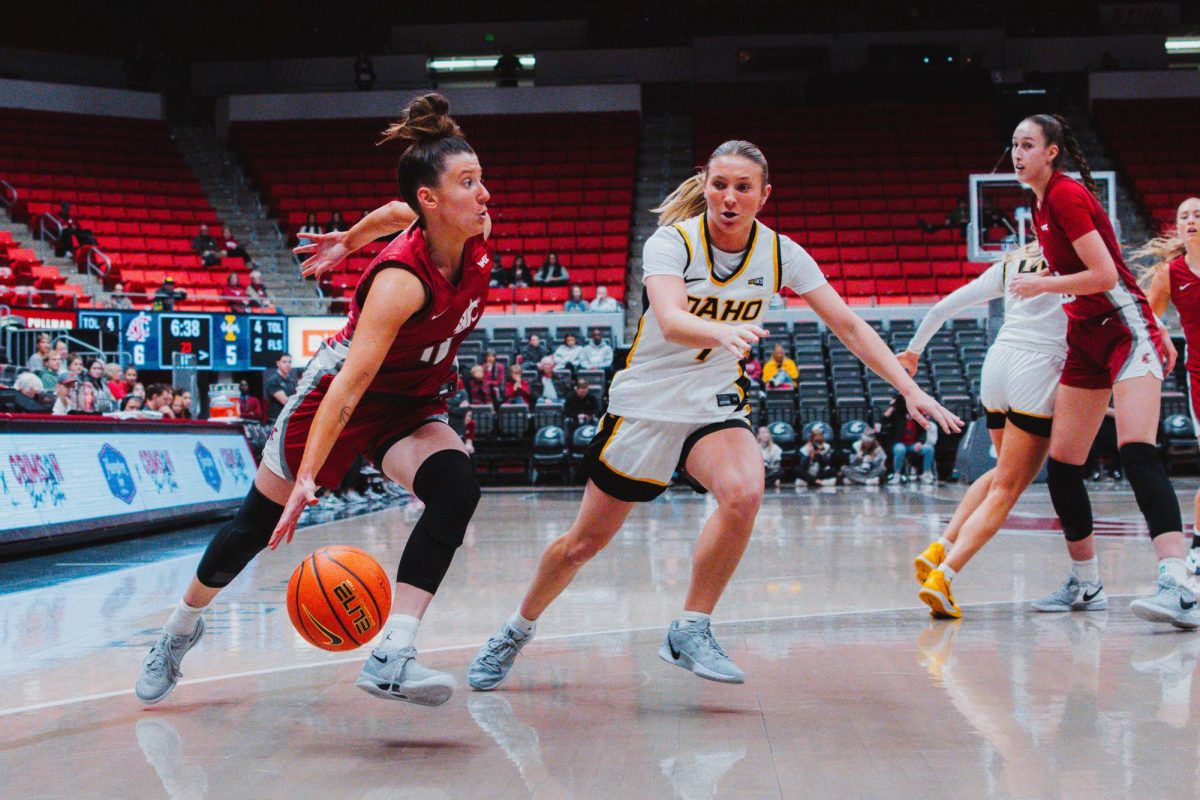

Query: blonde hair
<box><xmin>1127</xmin><ymin>197</ymin><xmax>1200</xmax><ymax>288</ymax></box>
<box><xmin>999</xmin><ymin>241</ymin><xmax>1044</xmax><ymax>271</ymax></box>
<box><xmin>653</xmin><ymin>140</ymin><xmax>769</xmax><ymax>226</ymax></box>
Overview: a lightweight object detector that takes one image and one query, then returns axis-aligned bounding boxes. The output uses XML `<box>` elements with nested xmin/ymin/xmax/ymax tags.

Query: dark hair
<box><xmin>1024</xmin><ymin>114</ymin><xmax>1099</xmax><ymax>197</ymax></box>
<box><xmin>146</xmin><ymin>383</ymin><xmax>172</xmax><ymax>400</ymax></box>
<box><xmin>378</xmin><ymin>93</ymin><xmax>475</xmax><ymax>220</ymax></box>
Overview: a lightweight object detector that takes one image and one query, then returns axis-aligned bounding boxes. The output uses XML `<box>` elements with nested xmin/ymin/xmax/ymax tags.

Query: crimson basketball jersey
<box><xmin>1033</xmin><ymin>171</ymin><xmax>1146</xmax><ymax>322</ymax></box>
<box><xmin>328</xmin><ymin>225</ymin><xmax>491</xmax><ymax>398</ymax></box>
<box><xmin>1168</xmin><ymin>255</ymin><xmax>1200</xmax><ymax>367</ymax></box>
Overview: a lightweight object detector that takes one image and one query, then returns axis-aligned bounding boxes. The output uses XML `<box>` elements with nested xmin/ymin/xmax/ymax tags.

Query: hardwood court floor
<box><xmin>3</xmin><ymin>480</ymin><xmax>1200</xmax><ymax>800</ymax></box>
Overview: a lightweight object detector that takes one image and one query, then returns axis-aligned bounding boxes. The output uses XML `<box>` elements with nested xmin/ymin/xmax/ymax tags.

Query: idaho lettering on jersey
<box><xmin>686</xmin><ymin>296</ymin><xmax>764</xmax><ymax>322</ymax></box>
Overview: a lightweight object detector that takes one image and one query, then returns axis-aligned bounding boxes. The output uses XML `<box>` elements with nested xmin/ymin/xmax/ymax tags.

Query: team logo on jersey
<box><xmin>748</xmin><ymin>277</ymin><xmax>764</xmax><ymax>286</ymax></box>
<box><xmin>1040</xmin><ymin>223</ymin><xmax>1049</xmax><ymax>232</ymax></box>
<box><xmin>687</xmin><ymin>295</ymin><xmax>763</xmax><ymax>322</ymax></box>
<box><xmin>477</xmin><ymin>253</ymin><xmax>490</xmax><ymax>269</ymax></box>
<box><xmin>453</xmin><ymin>298</ymin><xmax>481</xmax><ymax>334</ymax></box>
<box><xmin>1182</xmin><ymin>283</ymin><xmax>1194</xmax><ymax>292</ymax></box>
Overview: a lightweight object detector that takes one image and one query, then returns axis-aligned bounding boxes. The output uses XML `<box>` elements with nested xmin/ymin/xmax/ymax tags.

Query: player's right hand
<box><xmin>896</xmin><ymin>350</ymin><xmax>919</xmax><ymax>377</ymax></box>
<box><xmin>269</xmin><ymin>475</ymin><xmax>318</xmax><ymax>549</ymax></box>
<box><xmin>295</xmin><ymin>231</ymin><xmax>352</xmax><ymax>279</ymax></box>
<box><xmin>716</xmin><ymin>323</ymin><xmax>768</xmax><ymax>358</ymax></box>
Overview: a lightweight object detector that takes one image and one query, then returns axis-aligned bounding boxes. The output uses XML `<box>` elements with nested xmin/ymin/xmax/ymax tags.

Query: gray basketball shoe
<box><xmin>1031</xmin><ymin>574</ymin><xmax>1108</xmax><ymax>612</ymax></box>
<box><xmin>1130</xmin><ymin>574</ymin><xmax>1200</xmax><ymax>630</ymax></box>
<box><xmin>468</xmin><ymin>623</ymin><xmax>533</xmax><ymax>691</ymax></box>
<box><xmin>355</xmin><ymin>635</ymin><xmax>456</xmax><ymax>706</ymax></box>
<box><xmin>135</xmin><ymin>617</ymin><xmax>206</xmax><ymax>705</ymax></box>
<box><xmin>658</xmin><ymin>618</ymin><xmax>745</xmax><ymax>684</ymax></box>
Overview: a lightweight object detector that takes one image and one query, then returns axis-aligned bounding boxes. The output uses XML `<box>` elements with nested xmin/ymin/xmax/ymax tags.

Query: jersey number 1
<box><xmin>420</xmin><ymin>338</ymin><xmax>453</xmax><ymax>364</ymax></box>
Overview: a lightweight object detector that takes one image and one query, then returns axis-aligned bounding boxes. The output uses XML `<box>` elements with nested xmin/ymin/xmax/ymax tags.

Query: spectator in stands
<box><xmin>740</xmin><ymin>352</ymin><xmax>763</xmax><ymax>385</ymax></box>
<box><xmin>798</xmin><ymin>426</ymin><xmax>838</xmax><ymax>487</ymax></box>
<box><xmin>489</xmin><ymin>255</ymin><xmax>513</xmax><ymax>288</ymax></box>
<box><xmin>76</xmin><ymin>358</ymin><xmax>116</xmax><ymax>413</ymax></box>
<box><xmin>504</xmin><ymin>362</ymin><xmax>533</xmax><ymax>406</ymax></box>
<box><xmin>172</xmin><ymin>389</ymin><xmax>194</xmax><ymax>420</ymax></box>
<box><xmin>464</xmin><ymin>364</ymin><xmax>491</xmax><ymax>405</ymax></box>
<box><xmin>511</xmin><ymin>255</ymin><xmax>533</xmax><ymax>288</ymax></box>
<box><xmin>298</xmin><ymin>213</ymin><xmax>323</xmax><ymax>247</ymax></box>
<box><xmin>327</xmin><ymin>211</ymin><xmax>347</xmax><ymax>233</ymax></box>
<box><xmin>66</xmin><ymin>355</ymin><xmax>84</xmax><ymax>382</ymax></box>
<box><xmin>515</xmin><ymin>333</ymin><xmax>548</xmax><ymax>365</ymax></box>
<box><xmin>246</xmin><ymin>268</ymin><xmax>269</xmax><ymax>308</ymax></box>
<box><xmin>225</xmin><ymin>273</ymin><xmax>249</xmax><ymax>314</ymax></box>
<box><xmin>38</xmin><ymin>352</ymin><xmax>63</xmax><ymax>391</ymax></box>
<box><xmin>52</xmin><ymin>374</ymin><xmax>77</xmax><ymax>415</ymax></box>
<box><xmin>553</xmin><ymin>332</ymin><xmax>584</xmax><ymax>369</ymax></box>
<box><xmin>152</xmin><ymin>277</ymin><xmax>186</xmax><ymax>312</ymax></box>
<box><xmin>563</xmin><ymin>284</ymin><xmax>589</xmax><ymax>312</ymax></box>
<box><xmin>25</xmin><ymin>333</ymin><xmax>51</xmax><ymax>370</ymax></box>
<box><xmin>54</xmin><ymin>201</ymin><xmax>94</xmax><ymax>258</ymax></box>
<box><xmin>221</xmin><ymin>226</ymin><xmax>253</xmax><ymax>265</ymax></box>
<box><xmin>581</xmin><ymin>328</ymin><xmax>613</xmax><ymax>369</ymax></box>
<box><xmin>762</xmin><ymin>343</ymin><xmax>798</xmax><ymax>387</ymax></box>
<box><xmin>112</xmin><ymin>365</ymin><xmax>137</xmax><ymax>401</ymax></box>
<box><xmin>588</xmin><ymin>285</ymin><xmax>621</xmax><ymax>312</ymax></box>
<box><xmin>238</xmin><ymin>379</ymin><xmax>264</xmax><ymax>422</ymax></box>
<box><xmin>131</xmin><ymin>382</ymin><xmax>146</xmax><ymax>400</ymax></box>
<box><xmin>531</xmin><ymin>357</ymin><xmax>561</xmax><ymax>405</ymax></box>
<box><xmin>192</xmin><ymin>224</ymin><xmax>221</xmax><ymax>266</ymax></box>
<box><xmin>880</xmin><ymin>394</ymin><xmax>933</xmax><ymax>484</ymax></box>
<box><xmin>564</xmin><ymin>378</ymin><xmax>600</xmax><ymax>431</ymax></box>
<box><xmin>53</xmin><ymin>339</ymin><xmax>69</xmax><ymax>365</ymax></box>
<box><xmin>758</xmin><ymin>426</ymin><xmax>783</xmax><ymax>487</ymax></box>
<box><xmin>13</xmin><ymin>372</ymin><xmax>51</xmax><ymax>413</ymax></box>
<box><xmin>145</xmin><ymin>383</ymin><xmax>175</xmax><ymax>418</ymax></box>
<box><xmin>841</xmin><ymin>431</ymin><xmax>887</xmax><ymax>485</ymax></box>
<box><xmin>534</xmin><ymin>253</ymin><xmax>569</xmax><ymax>287</ymax></box>
<box><xmin>354</xmin><ymin>54</ymin><xmax>376</xmax><ymax>90</ymax></box>
<box><xmin>494</xmin><ymin>45</ymin><xmax>522</xmax><ymax>87</ymax></box>
<box><xmin>106</xmin><ymin>281</ymin><xmax>134</xmax><ymax>310</ymax></box>
<box><xmin>481</xmin><ymin>350</ymin><xmax>505</xmax><ymax>403</ymax></box>
<box><xmin>102</xmin><ymin>363</ymin><xmax>122</xmax><ymax>396</ymax></box>
<box><xmin>120</xmin><ymin>394</ymin><xmax>144</xmax><ymax>412</ymax></box>
<box><xmin>263</xmin><ymin>353</ymin><xmax>296</xmax><ymax>423</ymax></box>
<box><xmin>918</xmin><ymin>197</ymin><xmax>970</xmax><ymax>236</ymax></box>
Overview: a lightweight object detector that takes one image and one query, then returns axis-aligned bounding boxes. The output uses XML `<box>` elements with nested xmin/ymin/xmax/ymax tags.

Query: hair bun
<box><xmin>379</xmin><ymin>92</ymin><xmax>462</xmax><ymax>146</ymax></box>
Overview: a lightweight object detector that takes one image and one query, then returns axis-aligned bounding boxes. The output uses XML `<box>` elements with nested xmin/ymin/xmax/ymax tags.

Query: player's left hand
<box><xmin>903</xmin><ymin>388</ymin><xmax>963</xmax><ymax>434</ymax></box>
<box><xmin>269</xmin><ymin>475</ymin><xmax>319</xmax><ymax>549</ymax></box>
<box><xmin>1008</xmin><ymin>273</ymin><xmax>1047</xmax><ymax>299</ymax></box>
<box><xmin>295</xmin><ymin>231</ymin><xmax>352</xmax><ymax>279</ymax></box>
<box><xmin>1159</xmin><ymin>324</ymin><xmax>1178</xmax><ymax>374</ymax></box>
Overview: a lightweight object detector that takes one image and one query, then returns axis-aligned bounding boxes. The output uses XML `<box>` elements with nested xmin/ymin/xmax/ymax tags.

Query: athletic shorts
<box><xmin>979</xmin><ymin>343</ymin><xmax>1064</xmax><ymax>438</ymax></box>
<box><xmin>582</xmin><ymin>412</ymin><xmax>753</xmax><ymax>503</ymax></box>
<box><xmin>1060</xmin><ymin>301</ymin><xmax>1164</xmax><ymax>391</ymax></box>
<box><xmin>1189</xmin><ymin>366</ymin><xmax>1200</xmax><ymax>431</ymax></box>
<box><xmin>261</xmin><ymin>343</ymin><xmax>448</xmax><ymax>490</ymax></box>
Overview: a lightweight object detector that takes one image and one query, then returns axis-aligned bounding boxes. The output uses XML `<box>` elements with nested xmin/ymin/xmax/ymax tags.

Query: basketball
<box><xmin>286</xmin><ymin>546</ymin><xmax>392</xmax><ymax>652</ymax></box>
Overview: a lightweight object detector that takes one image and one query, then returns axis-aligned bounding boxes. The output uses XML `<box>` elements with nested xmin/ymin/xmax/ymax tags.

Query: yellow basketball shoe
<box><xmin>914</xmin><ymin>540</ymin><xmax>946</xmax><ymax>584</ymax></box>
<box><xmin>919</xmin><ymin>570</ymin><xmax>962</xmax><ymax>619</ymax></box>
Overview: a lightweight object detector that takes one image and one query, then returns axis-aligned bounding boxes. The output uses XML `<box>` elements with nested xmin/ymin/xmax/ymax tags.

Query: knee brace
<box><xmin>1047</xmin><ymin>458</ymin><xmax>1093</xmax><ymax>542</ymax></box>
<box><xmin>196</xmin><ymin>484</ymin><xmax>285</xmax><ymax>587</ymax></box>
<box><xmin>1119</xmin><ymin>443</ymin><xmax>1182</xmax><ymax>539</ymax></box>
<box><xmin>395</xmin><ymin>449</ymin><xmax>481</xmax><ymax>594</ymax></box>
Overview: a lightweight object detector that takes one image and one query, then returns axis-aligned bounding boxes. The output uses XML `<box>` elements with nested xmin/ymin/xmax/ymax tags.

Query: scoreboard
<box><xmin>77</xmin><ymin>310</ymin><xmax>287</xmax><ymax>371</ymax></box>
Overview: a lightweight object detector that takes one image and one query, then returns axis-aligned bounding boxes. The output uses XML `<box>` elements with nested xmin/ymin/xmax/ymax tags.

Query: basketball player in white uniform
<box><xmin>902</xmin><ymin>244</ymin><xmax>1073</xmax><ymax>618</ymax></box>
<box><xmin>468</xmin><ymin>140</ymin><xmax>961</xmax><ymax>688</ymax></box>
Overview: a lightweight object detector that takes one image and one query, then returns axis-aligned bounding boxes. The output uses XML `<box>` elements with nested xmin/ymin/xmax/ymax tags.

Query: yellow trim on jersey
<box><xmin>772</xmin><ymin>231</ymin><xmax>782</xmax><ymax>293</ymax></box>
<box><xmin>624</xmin><ymin>312</ymin><xmax>647</xmax><ymax>369</ymax></box>
<box><xmin>597</xmin><ymin>415</ymin><xmax>670</xmax><ymax>486</ymax></box>
<box><xmin>672</xmin><ymin>224</ymin><xmax>693</xmax><ymax>264</ymax></box>
<box><xmin>700</xmin><ymin>215</ymin><xmax>759</xmax><ymax>286</ymax></box>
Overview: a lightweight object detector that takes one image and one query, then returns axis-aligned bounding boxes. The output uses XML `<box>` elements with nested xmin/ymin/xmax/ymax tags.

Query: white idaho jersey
<box><xmin>607</xmin><ymin>213</ymin><xmax>826</xmax><ymax>423</ymax></box>
<box><xmin>908</xmin><ymin>254</ymin><xmax>1067</xmax><ymax>360</ymax></box>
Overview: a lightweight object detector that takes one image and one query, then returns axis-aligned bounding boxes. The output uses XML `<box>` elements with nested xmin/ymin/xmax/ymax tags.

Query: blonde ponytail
<box><xmin>652</xmin><ymin>172</ymin><xmax>708</xmax><ymax>226</ymax></box>
<box><xmin>1130</xmin><ymin>235</ymin><xmax>1186</xmax><ymax>289</ymax></box>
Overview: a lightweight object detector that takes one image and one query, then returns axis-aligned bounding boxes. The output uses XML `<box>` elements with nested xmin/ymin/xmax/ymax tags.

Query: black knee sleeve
<box><xmin>196</xmin><ymin>484</ymin><xmax>285</xmax><ymax>588</ymax></box>
<box><xmin>1119</xmin><ymin>443</ymin><xmax>1182</xmax><ymax>538</ymax></box>
<box><xmin>395</xmin><ymin>450</ymin><xmax>480</xmax><ymax>594</ymax></box>
<box><xmin>1047</xmin><ymin>458</ymin><xmax>1093</xmax><ymax>542</ymax></box>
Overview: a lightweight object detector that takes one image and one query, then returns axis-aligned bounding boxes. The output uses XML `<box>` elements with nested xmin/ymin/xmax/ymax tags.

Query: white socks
<box><xmin>507</xmin><ymin>610</ymin><xmax>537</xmax><ymax>638</ymax></box>
<box><xmin>937</xmin><ymin>537</ymin><xmax>952</xmax><ymax>550</ymax></box>
<box><xmin>381</xmin><ymin>614</ymin><xmax>421</xmax><ymax>649</ymax></box>
<box><xmin>677</xmin><ymin>610</ymin><xmax>711</xmax><ymax>626</ymax></box>
<box><xmin>165</xmin><ymin>599</ymin><xmax>205</xmax><ymax>636</ymax></box>
<box><xmin>1072</xmin><ymin>556</ymin><xmax>1100</xmax><ymax>585</ymax></box>
<box><xmin>936</xmin><ymin>564</ymin><xmax>957</xmax><ymax>584</ymax></box>
<box><xmin>1159</xmin><ymin>558</ymin><xmax>1188</xmax><ymax>586</ymax></box>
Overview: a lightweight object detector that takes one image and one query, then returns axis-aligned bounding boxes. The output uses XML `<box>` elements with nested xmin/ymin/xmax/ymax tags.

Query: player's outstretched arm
<box><xmin>296</xmin><ymin>201</ymin><xmax>418</xmax><ymax>278</ymax></box>
<box><xmin>644</xmin><ymin>274</ymin><xmax>766</xmax><ymax>356</ymax></box>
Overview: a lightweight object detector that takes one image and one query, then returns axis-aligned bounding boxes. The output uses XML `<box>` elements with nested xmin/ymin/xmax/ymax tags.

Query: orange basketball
<box><xmin>286</xmin><ymin>546</ymin><xmax>392</xmax><ymax>652</ymax></box>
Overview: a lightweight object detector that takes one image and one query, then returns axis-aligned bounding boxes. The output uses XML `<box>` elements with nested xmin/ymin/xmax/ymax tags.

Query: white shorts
<box><xmin>582</xmin><ymin>413</ymin><xmax>752</xmax><ymax>502</ymax></box>
<box><xmin>979</xmin><ymin>343</ymin><xmax>1065</xmax><ymax>437</ymax></box>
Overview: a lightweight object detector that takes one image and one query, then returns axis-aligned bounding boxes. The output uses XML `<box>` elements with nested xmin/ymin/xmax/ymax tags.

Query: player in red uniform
<box><xmin>1007</xmin><ymin>115</ymin><xmax>1196</xmax><ymax>629</ymax></box>
<box><xmin>136</xmin><ymin>93</ymin><xmax>495</xmax><ymax>706</ymax></box>
<box><xmin>1140</xmin><ymin>196</ymin><xmax>1200</xmax><ymax>578</ymax></box>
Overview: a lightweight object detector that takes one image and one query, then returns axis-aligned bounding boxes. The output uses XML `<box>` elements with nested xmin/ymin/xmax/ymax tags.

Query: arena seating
<box><xmin>0</xmin><ymin>108</ymin><xmax>257</xmax><ymax>313</ymax></box>
<box><xmin>0</xmin><ymin>229</ymin><xmax>82</xmax><ymax>308</ymax></box>
<box><xmin>1093</xmin><ymin>99</ymin><xmax>1200</xmax><ymax>232</ymax></box>
<box><xmin>694</xmin><ymin>103</ymin><xmax>1002</xmax><ymax>305</ymax></box>
<box><xmin>229</xmin><ymin>112</ymin><xmax>638</xmax><ymax>312</ymax></box>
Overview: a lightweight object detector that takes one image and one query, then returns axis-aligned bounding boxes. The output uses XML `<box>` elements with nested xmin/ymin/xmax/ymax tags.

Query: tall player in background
<box><xmin>1006</xmin><ymin>115</ymin><xmax>1196</xmax><ymax>629</ymax></box>
<box><xmin>136</xmin><ymin>93</ymin><xmax>494</xmax><ymax>706</ymax></box>
<box><xmin>902</xmin><ymin>243</ymin><xmax>1067</xmax><ymax>618</ymax></box>
<box><xmin>467</xmin><ymin>140</ymin><xmax>962</xmax><ymax>690</ymax></box>
<box><xmin>1139</xmin><ymin>196</ymin><xmax>1200</xmax><ymax>579</ymax></box>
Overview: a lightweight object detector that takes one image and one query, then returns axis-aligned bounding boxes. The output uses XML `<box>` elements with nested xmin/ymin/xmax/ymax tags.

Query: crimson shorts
<box><xmin>1189</xmin><ymin>367</ymin><xmax>1200</xmax><ymax>429</ymax></box>
<box><xmin>1060</xmin><ymin>301</ymin><xmax>1165</xmax><ymax>390</ymax></box>
<box><xmin>261</xmin><ymin>344</ymin><xmax>448</xmax><ymax>489</ymax></box>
